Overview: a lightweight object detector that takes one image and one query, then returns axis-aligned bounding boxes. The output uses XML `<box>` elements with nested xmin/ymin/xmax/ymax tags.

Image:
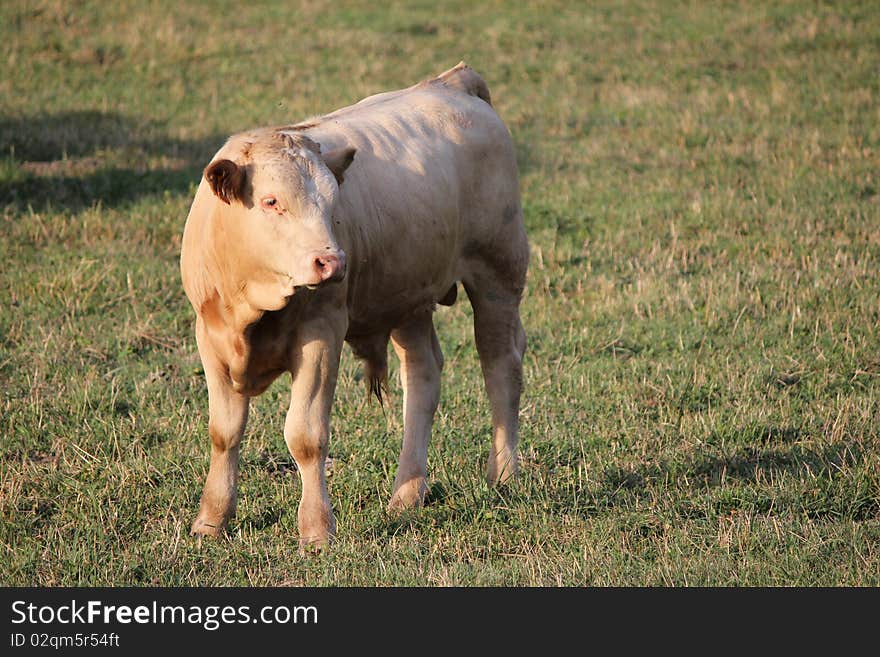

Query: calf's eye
<box><xmin>261</xmin><ymin>196</ymin><xmax>278</xmax><ymax>210</ymax></box>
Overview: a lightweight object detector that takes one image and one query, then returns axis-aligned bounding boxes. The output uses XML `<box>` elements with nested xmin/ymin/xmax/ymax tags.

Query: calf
<box><xmin>180</xmin><ymin>62</ymin><xmax>528</xmax><ymax>545</ymax></box>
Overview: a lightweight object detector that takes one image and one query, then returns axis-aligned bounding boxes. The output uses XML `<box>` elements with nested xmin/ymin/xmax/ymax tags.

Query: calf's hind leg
<box><xmin>388</xmin><ymin>311</ymin><xmax>443</xmax><ymax>510</ymax></box>
<box><xmin>464</xmin><ymin>271</ymin><xmax>527</xmax><ymax>486</ymax></box>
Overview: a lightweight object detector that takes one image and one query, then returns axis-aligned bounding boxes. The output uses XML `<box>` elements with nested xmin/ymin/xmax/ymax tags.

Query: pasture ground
<box><xmin>1</xmin><ymin>0</ymin><xmax>878</xmax><ymax>585</ymax></box>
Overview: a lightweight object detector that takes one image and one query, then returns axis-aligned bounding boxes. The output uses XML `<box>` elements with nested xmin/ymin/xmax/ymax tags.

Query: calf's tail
<box><xmin>431</xmin><ymin>61</ymin><xmax>492</xmax><ymax>106</ymax></box>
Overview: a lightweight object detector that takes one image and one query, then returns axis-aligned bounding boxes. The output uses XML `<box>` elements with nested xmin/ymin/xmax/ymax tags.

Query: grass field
<box><xmin>1</xmin><ymin>0</ymin><xmax>878</xmax><ymax>586</ymax></box>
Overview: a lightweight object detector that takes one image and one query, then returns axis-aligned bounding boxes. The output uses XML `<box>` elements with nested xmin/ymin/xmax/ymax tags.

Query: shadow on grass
<box><xmin>582</xmin><ymin>431</ymin><xmax>878</xmax><ymax>521</ymax></box>
<box><xmin>0</xmin><ymin>110</ymin><xmax>225</xmax><ymax>211</ymax></box>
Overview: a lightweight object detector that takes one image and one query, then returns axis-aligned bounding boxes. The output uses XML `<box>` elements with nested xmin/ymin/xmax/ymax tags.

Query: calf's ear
<box><xmin>204</xmin><ymin>159</ymin><xmax>245</xmax><ymax>204</ymax></box>
<box><xmin>322</xmin><ymin>147</ymin><xmax>356</xmax><ymax>185</ymax></box>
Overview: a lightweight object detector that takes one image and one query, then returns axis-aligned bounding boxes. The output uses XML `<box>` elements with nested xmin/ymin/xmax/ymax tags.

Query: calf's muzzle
<box><xmin>313</xmin><ymin>250</ymin><xmax>347</xmax><ymax>283</ymax></box>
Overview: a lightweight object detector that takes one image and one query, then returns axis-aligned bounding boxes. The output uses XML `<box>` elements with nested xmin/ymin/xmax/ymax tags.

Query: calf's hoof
<box><xmin>191</xmin><ymin>514</ymin><xmax>228</xmax><ymax>538</ymax></box>
<box><xmin>298</xmin><ymin>534</ymin><xmax>332</xmax><ymax>555</ymax></box>
<box><xmin>387</xmin><ymin>476</ymin><xmax>428</xmax><ymax>512</ymax></box>
<box><xmin>297</xmin><ymin>507</ymin><xmax>335</xmax><ymax>551</ymax></box>
<box><xmin>486</xmin><ymin>449</ymin><xmax>519</xmax><ymax>486</ymax></box>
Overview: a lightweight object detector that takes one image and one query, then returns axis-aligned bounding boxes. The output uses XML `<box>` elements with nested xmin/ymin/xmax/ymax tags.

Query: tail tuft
<box><xmin>348</xmin><ymin>334</ymin><xmax>390</xmax><ymax>406</ymax></box>
<box><xmin>366</xmin><ymin>364</ymin><xmax>389</xmax><ymax>405</ymax></box>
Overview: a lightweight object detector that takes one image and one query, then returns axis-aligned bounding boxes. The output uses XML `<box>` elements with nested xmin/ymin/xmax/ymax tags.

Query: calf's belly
<box><xmin>345</xmin><ymin>232</ymin><xmax>460</xmax><ymax>335</ymax></box>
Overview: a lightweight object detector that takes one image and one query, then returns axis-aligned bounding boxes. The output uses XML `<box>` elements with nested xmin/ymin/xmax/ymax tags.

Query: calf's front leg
<box><xmin>284</xmin><ymin>318</ymin><xmax>344</xmax><ymax>546</ymax></box>
<box><xmin>192</xmin><ymin>321</ymin><xmax>249</xmax><ymax>537</ymax></box>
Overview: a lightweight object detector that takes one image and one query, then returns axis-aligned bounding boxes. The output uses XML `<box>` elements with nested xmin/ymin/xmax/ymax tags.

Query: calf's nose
<box><xmin>314</xmin><ymin>250</ymin><xmax>347</xmax><ymax>282</ymax></box>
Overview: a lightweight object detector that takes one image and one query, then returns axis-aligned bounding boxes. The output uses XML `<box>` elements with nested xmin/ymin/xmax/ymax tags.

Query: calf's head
<box><xmin>204</xmin><ymin>132</ymin><xmax>355</xmax><ymax>310</ymax></box>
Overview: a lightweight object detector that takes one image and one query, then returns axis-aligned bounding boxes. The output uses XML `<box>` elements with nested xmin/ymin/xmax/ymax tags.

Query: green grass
<box><xmin>1</xmin><ymin>0</ymin><xmax>878</xmax><ymax>585</ymax></box>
